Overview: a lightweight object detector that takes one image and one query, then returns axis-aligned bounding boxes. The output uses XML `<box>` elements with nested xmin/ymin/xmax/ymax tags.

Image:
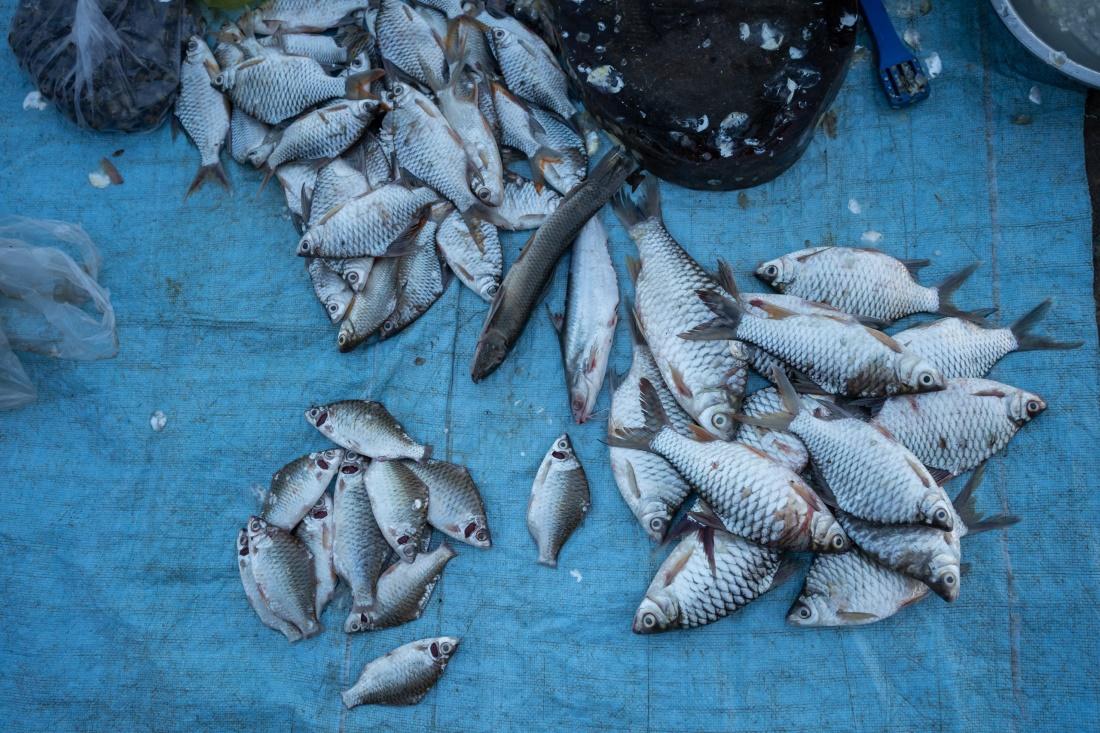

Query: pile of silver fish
<box><xmin>174</xmin><ymin>0</ymin><xmax>594</xmax><ymax>353</ymax></box>
<box><xmin>604</xmin><ymin>176</ymin><xmax>1080</xmax><ymax>631</ymax></box>
<box><xmin>236</xmin><ymin>399</ymin><xmax>488</xmax><ymax>707</ymax></box>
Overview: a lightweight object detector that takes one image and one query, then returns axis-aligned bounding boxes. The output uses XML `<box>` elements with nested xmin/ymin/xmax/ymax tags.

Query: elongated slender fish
<box><xmin>527</xmin><ymin>434</ymin><xmax>590</xmax><ymax>567</ymax></box>
<box><xmin>405</xmin><ymin>459</ymin><xmax>491</xmax><ymax>547</ymax></box>
<box><xmin>755</xmin><ymin>247</ymin><xmax>985</xmax><ymax>324</ymax></box>
<box><xmin>872</xmin><ymin>378</ymin><xmax>1046</xmax><ymax>475</ymax></box>
<box><xmin>237</xmin><ymin>528</ymin><xmax>303</xmax><ymax>641</ymax></box>
<box><xmin>244</xmin><ymin>0</ymin><xmax>370</xmax><ymax>34</ymax></box>
<box><xmin>176</xmin><ymin>36</ymin><xmax>231</xmax><ymax>197</ymax></box>
<box><xmin>376</xmin><ymin>0</ymin><xmax>448</xmax><ymax>90</ymax></box>
<box><xmin>471</xmin><ymin>147</ymin><xmax>637</xmax><ymax>382</ymax></box>
<box><xmin>246</xmin><ymin>516</ymin><xmax>320</xmax><ymax>638</ymax></box>
<box><xmin>366</xmin><ymin>459</ymin><xmax>431</xmax><ymax>562</ymax></box>
<box><xmin>634</xmin><ymin>522</ymin><xmax>784</xmax><ymax>633</ymax></box>
<box><xmin>342</xmin><ymin>637</ymin><xmax>459</xmax><ymax>708</ymax></box>
<box><xmin>487</xmin><ymin>23</ymin><xmax>574</xmax><ymax>120</ymax></box>
<box><xmin>893</xmin><ymin>299</ymin><xmax>1082</xmax><ymax>379</ymax></box>
<box><xmin>297</xmin><ymin>182</ymin><xmax>438</xmax><ymax>259</ymax></box>
<box><xmin>610</xmin><ymin>177</ymin><xmax>744</xmax><ymax>437</ymax></box>
<box><xmin>338</xmin><ymin>256</ymin><xmax>401</xmax><ymax>350</ymax></box>
<box><xmin>380</xmin><ymin>215</ymin><xmax>447</xmax><ymax>340</ymax></box>
<box><xmin>333</xmin><ymin>452</ymin><xmax>391</xmax><ymax>628</ymax></box>
<box><xmin>495</xmin><ymin>172</ymin><xmax>561</xmax><ymax>231</ymax></box>
<box><xmin>608</xmin><ymin>379</ymin><xmax>848</xmax><ymax>553</ymax></box>
<box><xmin>295</xmin><ymin>493</ymin><xmax>338</xmax><ymax>617</ymax></box>
<box><xmin>746</xmin><ymin>371</ymin><xmax>955</xmax><ymax>530</ymax></box>
<box><xmin>229</xmin><ymin>107</ymin><xmax>273</xmax><ymax>167</ymax></box>
<box><xmin>260</xmin><ymin>448</ymin><xmax>343</xmax><ymax>529</ymax></box>
<box><xmin>685</xmin><ymin>285</ymin><xmax>947</xmax><ymax>397</ymax></box>
<box><xmin>735</xmin><ymin>387</ymin><xmax>810</xmax><ymax>474</ymax></box>
<box><xmin>435</xmin><ymin>207</ymin><xmax>502</xmax><ymax>301</ymax></box>
<box><xmin>265</xmin><ymin>99</ymin><xmax>382</xmax><ymax>170</ymax></box>
<box><xmin>353</xmin><ymin>544</ymin><xmax>457</xmax><ymax>631</ymax></box>
<box><xmin>550</xmin><ymin>216</ymin><xmax>618</xmax><ymax>423</ymax></box>
<box><xmin>306</xmin><ymin>400</ymin><xmax>432</xmax><ymax>461</ymax></box>
<box><xmin>609</xmin><ymin>313</ymin><xmax>694</xmax><ymax>541</ymax></box>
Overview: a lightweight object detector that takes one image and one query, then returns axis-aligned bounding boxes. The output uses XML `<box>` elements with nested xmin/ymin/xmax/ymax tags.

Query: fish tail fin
<box><xmin>443</xmin><ymin>17</ymin><xmax>469</xmax><ymax>77</ymax></box>
<box><xmin>636</xmin><ymin>174</ymin><xmax>662</xmax><ymax>222</ymax></box>
<box><xmin>768</xmin><ymin>556</ymin><xmax>803</xmax><ymax>592</ymax></box>
<box><xmin>419</xmin><ymin>443</ymin><xmax>433</xmax><ymax>462</ymax></box>
<box><xmin>185</xmin><ymin>160</ymin><xmax>230</xmax><ymax>199</ymax></box>
<box><xmin>1010</xmin><ymin>299</ymin><xmax>1083</xmax><ymax>351</ymax></box>
<box><xmin>934</xmin><ymin>262</ymin><xmax>985</xmax><ymax>320</ymax></box>
<box><xmin>678</xmin><ymin>289</ymin><xmax>742</xmax><ymax>341</ymax></box>
<box><xmin>605</xmin><ymin>377</ymin><xmax>666</xmax><ymax>451</ymax></box>
<box><xmin>951</xmin><ymin>463</ymin><xmax>1020</xmax><ymax>535</ymax></box>
<box><xmin>609</xmin><ymin>185</ymin><xmax>645</xmax><ymax>229</ymax></box>
<box><xmin>530</xmin><ymin>146</ymin><xmax>563</xmax><ymax>188</ymax></box>
<box><xmin>345</xmin><ymin>69</ymin><xmax>385</xmax><ymax>100</ymax></box>
<box><xmin>735</xmin><ymin>367</ymin><xmax>799</xmax><ymax>431</ymax></box>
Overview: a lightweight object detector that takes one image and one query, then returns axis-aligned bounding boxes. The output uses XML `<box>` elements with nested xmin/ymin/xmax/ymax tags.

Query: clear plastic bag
<box><xmin>0</xmin><ymin>217</ymin><xmax>118</xmax><ymax>409</ymax></box>
<box><xmin>7</xmin><ymin>0</ymin><xmax>195</xmax><ymax>131</ymax></box>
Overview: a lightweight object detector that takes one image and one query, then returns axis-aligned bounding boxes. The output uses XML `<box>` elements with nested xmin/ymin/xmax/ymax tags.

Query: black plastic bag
<box><xmin>8</xmin><ymin>0</ymin><xmax>195</xmax><ymax>131</ymax></box>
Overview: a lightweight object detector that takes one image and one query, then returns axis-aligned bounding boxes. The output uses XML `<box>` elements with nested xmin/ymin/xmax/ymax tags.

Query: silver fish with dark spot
<box><xmin>341</xmin><ymin>637</ymin><xmax>459</xmax><ymax>708</ymax></box>
<box><xmin>527</xmin><ymin>434</ymin><xmax>590</xmax><ymax>567</ymax></box>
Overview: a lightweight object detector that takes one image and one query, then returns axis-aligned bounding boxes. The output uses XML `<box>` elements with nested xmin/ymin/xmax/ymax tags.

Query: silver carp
<box><xmin>297</xmin><ymin>182</ymin><xmax>438</xmax><ymax>259</ymax></box>
<box><xmin>353</xmin><ymin>544</ymin><xmax>457</xmax><ymax>631</ymax></box>
<box><xmin>333</xmin><ymin>452</ymin><xmax>391</xmax><ymax>626</ymax></box>
<box><xmin>229</xmin><ymin>107</ymin><xmax>273</xmax><ymax>167</ymax></box>
<box><xmin>405</xmin><ymin>459</ymin><xmax>492</xmax><ymax>548</ymax></box>
<box><xmin>735</xmin><ymin>387</ymin><xmax>810</xmax><ymax>474</ymax></box>
<box><xmin>308</xmin><ymin>257</ymin><xmax>354</xmax><ymax>322</ymax></box>
<box><xmin>487</xmin><ymin>23</ymin><xmax>574</xmax><ymax>120</ymax></box>
<box><xmin>306</xmin><ymin>400</ymin><xmax>432</xmax><ymax>461</ymax></box>
<box><xmin>237</xmin><ymin>527</ymin><xmax>303</xmax><ymax>641</ymax></box>
<box><xmin>788</xmin><ymin>549</ymin><xmax>929</xmax><ymax>627</ymax></box>
<box><xmin>244</xmin><ymin>0</ymin><xmax>370</xmax><ymax>34</ymax></box>
<box><xmin>527</xmin><ymin>434</ymin><xmax>590</xmax><ymax>567</ymax></box>
<box><xmin>246</xmin><ymin>516</ymin><xmax>320</xmax><ymax>638</ymax></box>
<box><xmin>341</xmin><ymin>637</ymin><xmax>459</xmax><ymax>708</ymax></box>
<box><xmin>495</xmin><ymin>172</ymin><xmax>561</xmax><ymax>231</ymax></box>
<box><xmin>380</xmin><ymin>215</ymin><xmax>447</xmax><ymax>340</ymax></box>
<box><xmin>435</xmin><ymin>207</ymin><xmax>502</xmax><ymax>301</ymax></box>
<box><xmin>365</xmin><ymin>459</ymin><xmax>431</xmax><ymax>562</ymax></box>
<box><xmin>260</xmin><ymin>448</ymin><xmax>343</xmax><ymax>529</ymax></box>
<box><xmin>264</xmin><ymin>99</ymin><xmax>382</xmax><ymax>170</ymax></box>
<box><xmin>376</xmin><ymin>0</ymin><xmax>448</xmax><ymax>90</ymax></box>
<box><xmin>176</xmin><ymin>36</ymin><xmax>230</xmax><ymax>196</ymax></box>
<box><xmin>338</xmin><ymin>256</ymin><xmax>401</xmax><ymax>350</ymax></box>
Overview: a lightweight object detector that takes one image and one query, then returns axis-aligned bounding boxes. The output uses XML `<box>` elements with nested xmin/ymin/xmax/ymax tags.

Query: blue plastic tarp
<box><xmin>0</xmin><ymin>2</ymin><xmax>1097</xmax><ymax>731</ymax></box>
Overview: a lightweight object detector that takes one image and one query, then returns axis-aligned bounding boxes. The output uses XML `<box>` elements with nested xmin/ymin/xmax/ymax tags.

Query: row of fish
<box><xmin>600</xmin><ymin>175</ymin><xmax>1077</xmax><ymax>630</ymax></box>
<box><xmin>237</xmin><ymin>399</ymin><xmax>484</xmax><ymax>707</ymax></box>
<box><xmin>174</xmin><ymin>0</ymin><xmax>595</xmax><ymax>356</ymax></box>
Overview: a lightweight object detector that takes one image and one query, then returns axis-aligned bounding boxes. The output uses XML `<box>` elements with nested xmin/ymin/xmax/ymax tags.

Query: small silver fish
<box><xmin>295</xmin><ymin>494</ymin><xmax>338</xmax><ymax>617</ymax></box>
<box><xmin>527</xmin><ymin>434</ymin><xmax>590</xmax><ymax>567</ymax></box>
<box><xmin>435</xmin><ymin>207</ymin><xmax>502</xmax><ymax>301</ymax></box>
<box><xmin>788</xmin><ymin>549</ymin><xmax>930</xmax><ymax>627</ymax></box>
<box><xmin>341</xmin><ymin>637</ymin><xmax>459</xmax><ymax>708</ymax></box>
<box><xmin>176</xmin><ymin>36</ymin><xmax>230</xmax><ymax>197</ymax></box>
<box><xmin>333</xmin><ymin>452</ymin><xmax>391</xmax><ymax>625</ymax></box>
<box><xmin>376</xmin><ymin>0</ymin><xmax>447</xmax><ymax>89</ymax></box>
<box><xmin>380</xmin><ymin>215</ymin><xmax>446</xmax><ymax>340</ymax></box>
<box><xmin>246</xmin><ymin>516</ymin><xmax>320</xmax><ymax>638</ymax></box>
<box><xmin>495</xmin><ymin>172</ymin><xmax>561</xmax><ymax>231</ymax></box>
<box><xmin>259</xmin><ymin>32</ymin><xmax>349</xmax><ymax>65</ymax></box>
<box><xmin>872</xmin><ymin>378</ymin><xmax>1046</xmax><ymax>476</ymax></box>
<box><xmin>365</xmin><ymin>459</ymin><xmax>431</xmax><ymax>562</ymax></box>
<box><xmin>260</xmin><ymin>448</ymin><xmax>343</xmax><ymax>529</ymax></box>
<box><xmin>353</xmin><ymin>544</ymin><xmax>457</xmax><ymax>631</ymax></box>
<box><xmin>229</xmin><ymin>107</ymin><xmax>273</xmax><ymax>167</ymax></box>
<box><xmin>490</xmin><ymin>83</ymin><xmax>571</xmax><ymax>195</ymax></box>
<box><xmin>338</xmin><ymin>257</ymin><xmax>401</xmax><ymax>350</ymax></box>
<box><xmin>244</xmin><ymin>0</ymin><xmax>370</xmax><ymax>34</ymax></box>
<box><xmin>487</xmin><ymin>23</ymin><xmax>574</xmax><ymax>120</ymax></box>
<box><xmin>306</xmin><ymin>400</ymin><xmax>432</xmax><ymax>461</ymax></box>
<box><xmin>418</xmin><ymin>0</ymin><xmax>464</xmax><ymax>18</ymax></box>
<box><xmin>756</xmin><ymin>247</ymin><xmax>983</xmax><ymax>324</ymax></box>
<box><xmin>530</xmin><ymin>107</ymin><xmax>587</xmax><ymax>195</ymax></box>
<box><xmin>436</xmin><ymin>67</ymin><xmax>504</xmax><ymax>206</ymax></box>
<box><xmin>265</xmin><ymin>99</ymin><xmax>382</xmax><ymax>170</ymax></box>
<box><xmin>893</xmin><ymin>299</ymin><xmax>1082</xmax><ymax>379</ymax></box>
<box><xmin>324</xmin><ymin>255</ymin><xmax>375</xmax><ymax>293</ymax></box>
<box><xmin>405</xmin><ymin>459</ymin><xmax>491</xmax><ymax>548</ymax></box>
<box><xmin>550</xmin><ymin>216</ymin><xmax>617</xmax><ymax>423</ymax></box>
<box><xmin>308</xmin><ymin>258</ymin><xmax>354</xmax><ymax>322</ymax></box>
<box><xmin>298</xmin><ymin>182</ymin><xmax>437</xmax><ymax>259</ymax></box>
<box><xmin>237</xmin><ymin>527</ymin><xmax>302</xmax><ymax>641</ymax></box>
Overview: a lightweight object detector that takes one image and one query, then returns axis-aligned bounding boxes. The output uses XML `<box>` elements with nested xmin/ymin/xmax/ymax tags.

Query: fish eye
<box><xmin>712</xmin><ymin>413</ymin><xmax>727</xmax><ymax>428</ymax></box>
<box><xmin>327</xmin><ymin>303</ymin><xmax>338</xmax><ymax>313</ymax></box>
<box><xmin>920</xmin><ymin>373</ymin><xmax>934</xmax><ymax>386</ymax></box>
<box><xmin>944</xmin><ymin>573</ymin><xmax>956</xmax><ymax>586</ymax></box>
<box><xmin>485</xmin><ymin>283</ymin><xmax>499</xmax><ymax>297</ymax></box>
<box><xmin>214</xmin><ymin>74</ymin><xmax>224</xmax><ymax>85</ymax></box>
<box><xmin>831</xmin><ymin>535</ymin><xmax>845</xmax><ymax>549</ymax></box>
<box><xmin>248</xmin><ymin>518</ymin><xmax>261</xmax><ymax>531</ymax></box>
<box><xmin>382</xmin><ymin>320</ymin><xmax>394</xmax><ymax>332</ymax></box>
<box><xmin>641</xmin><ymin>613</ymin><xmax>657</xmax><ymax>628</ymax></box>
<box><xmin>440</xmin><ymin>641</ymin><xmax>454</xmax><ymax>654</ymax></box>
<box><xmin>764</xmin><ymin>265</ymin><xmax>778</xmax><ymax>277</ymax></box>
<box><xmin>347</xmin><ymin>271</ymin><xmax>359</xmax><ymax>283</ymax></box>
<box><xmin>1026</xmin><ymin>400</ymin><xmax>1041</xmax><ymax>414</ymax></box>
<box><xmin>188</xmin><ymin>39</ymin><xmax>198</xmax><ymax>52</ymax></box>
<box><xmin>935</xmin><ymin>508</ymin><xmax>948</xmax><ymax>522</ymax></box>
<box><xmin>476</xmin><ymin>186</ymin><xmax>492</xmax><ymax>201</ymax></box>
<box><xmin>392</xmin><ymin>83</ymin><xmax>404</xmax><ymax>95</ymax></box>
<box><xmin>797</xmin><ymin>604</ymin><xmax>812</xmax><ymax>619</ymax></box>
<box><xmin>475</xmin><ymin>528</ymin><xmax>488</xmax><ymax>542</ymax></box>
<box><xmin>493</xmin><ymin>27</ymin><xmax>506</xmax><ymax>40</ymax></box>
<box><xmin>556</xmin><ymin>439</ymin><xmax>569</xmax><ymax>450</ymax></box>
<box><xmin>338</xmin><ymin>333</ymin><xmax>348</xmax><ymax>346</ymax></box>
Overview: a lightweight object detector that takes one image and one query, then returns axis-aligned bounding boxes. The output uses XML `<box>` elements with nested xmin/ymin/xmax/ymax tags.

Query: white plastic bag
<box><xmin>0</xmin><ymin>217</ymin><xmax>118</xmax><ymax>409</ymax></box>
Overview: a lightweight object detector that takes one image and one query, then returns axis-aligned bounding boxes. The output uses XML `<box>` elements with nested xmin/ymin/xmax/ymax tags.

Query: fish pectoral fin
<box><xmin>836</xmin><ymin>610</ymin><xmax>879</xmax><ymax>622</ymax></box>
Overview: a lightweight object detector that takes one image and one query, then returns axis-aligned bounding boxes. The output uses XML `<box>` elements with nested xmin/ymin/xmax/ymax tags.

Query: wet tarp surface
<box><xmin>1</xmin><ymin>2</ymin><xmax>1097</xmax><ymax>731</ymax></box>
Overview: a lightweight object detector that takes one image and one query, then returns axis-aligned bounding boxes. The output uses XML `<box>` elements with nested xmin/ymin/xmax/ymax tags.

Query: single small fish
<box><xmin>744</xmin><ymin>371</ymin><xmax>956</xmax><ymax>530</ymax></box>
<box><xmin>684</xmin><ymin>285</ymin><xmax>947</xmax><ymax>398</ymax></box>
<box><xmin>530</xmin><ymin>107</ymin><xmax>588</xmax><ymax>195</ymax></box>
<box><xmin>608</xmin><ymin>313</ymin><xmax>695</xmax><ymax>541</ymax></box>
<box><xmin>633</xmin><ymin>521</ymin><xmax>785</xmax><ymax>633</ymax></box>
<box><xmin>608</xmin><ymin>379</ymin><xmax>848</xmax><ymax>553</ymax></box>
<box><xmin>306</xmin><ymin>400</ymin><xmax>432</xmax><ymax>461</ymax></box>
<box><xmin>352</xmin><ymin>544</ymin><xmax>457</xmax><ymax>631</ymax></box>
<box><xmin>734</xmin><ymin>387</ymin><xmax>810</xmax><ymax>474</ymax></box>
<box><xmin>308</xmin><ymin>258</ymin><xmax>355</xmax><ymax>323</ymax></box>
<box><xmin>487</xmin><ymin>23</ymin><xmax>574</xmax><ymax>120</ymax></box>
<box><xmin>495</xmin><ymin>172</ymin><xmax>561</xmax><ymax>231</ymax></box>
<box><xmin>338</xmin><ymin>256</ymin><xmax>401</xmax><ymax>350</ymax></box>
<box><xmin>214</xmin><ymin>54</ymin><xmax>375</xmax><ymax>125</ymax></box>
<box><xmin>260</xmin><ymin>448</ymin><xmax>344</xmax><ymax>529</ymax></box>
<box><xmin>309</xmin><ymin>158</ymin><xmax>370</xmax><ymax>228</ymax></box>
<box><xmin>549</xmin><ymin>216</ymin><xmax>618</xmax><ymax>423</ymax></box>
<box><xmin>244</xmin><ymin>0</ymin><xmax>370</xmax><ymax>34</ymax></box>
<box><xmin>259</xmin><ymin>33</ymin><xmax>349</xmax><ymax>65</ymax></box>
<box><xmin>527</xmin><ymin>434</ymin><xmax>590</xmax><ymax>567</ymax></box>
<box><xmin>755</xmin><ymin>247</ymin><xmax>985</xmax><ymax>324</ymax></box>
<box><xmin>341</xmin><ymin>637</ymin><xmax>459</xmax><ymax>708</ymax></box>
<box><xmin>265</xmin><ymin>99</ymin><xmax>383</xmax><ymax>171</ymax></box>
<box><xmin>872</xmin><ymin>378</ymin><xmax>1046</xmax><ymax>476</ymax></box>
<box><xmin>610</xmin><ymin>177</ymin><xmax>745</xmax><ymax>437</ymax></box>
<box><xmin>376</xmin><ymin>0</ymin><xmax>448</xmax><ymax>90</ymax></box>
<box><xmin>295</xmin><ymin>493</ymin><xmax>338</xmax><ymax>617</ymax></box>
<box><xmin>237</xmin><ymin>527</ymin><xmax>302</xmax><ymax>641</ymax></box>
<box><xmin>471</xmin><ymin>147</ymin><xmax>637</xmax><ymax>382</ymax></box>
<box><xmin>298</xmin><ymin>179</ymin><xmax>436</xmax><ymax>258</ymax></box>
<box><xmin>893</xmin><ymin>299</ymin><xmax>1082</xmax><ymax>379</ymax></box>
<box><xmin>246</xmin><ymin>516</ymin><xmax>320</xmax><ymax>638</ymax></box>
<box><xmin>333</xmin><ymin>452</ymin><xmax>391</xmax><ymax>625</ymax></box>
<box><xmin>490</xmin><ymin>83</ymin><xmax>571</xmax><ymax>195</ymax></box>
<box><xmin>380</xmin><ymin>215</ymin><xmax>447</xmax><ymax>339</ymax></box>
<box><xmin>436</xmin><ymin>67</ymin><xmax>504</xmax><ymax>206</ymax></box>
<box><xmin>405</xmin><ymin>459</ymin><xmax>491</xmax><ymax>548</ymax></box>
<box><xmin>788</xmin><ymin>549</ymin><xmax>930</xmax><ymax>627</ymax></box>
<box><xmin>229</xmin><ymin>107</ymin><xmax>273</xmax><ymax>167</ymax></box>
<box><xmin>365</xmin><ymin>459</ymin><xmax>432</xmax><ymax>563</ymax></box>
<box><xmin>435</xmin><ymin>206</ymin><xmax>502</xmax><ymax>301</ymax></box>
<box><xmin>176</xmin><ymin>36</ymin><xmax>230</xmax><ymax>197</ymax></box>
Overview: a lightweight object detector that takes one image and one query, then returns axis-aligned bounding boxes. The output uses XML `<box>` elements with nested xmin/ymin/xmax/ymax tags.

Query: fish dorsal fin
<box><xmin>926</xmin><ymin>466</ymin><xmax>952</xmax><ymax>486</ymax></box>
<box><xmin>866</xmin><ymin>326</ymin><xmax>903</xmax><ymax>353</ymax></box>
<box><xmin>837</xmin><ymin>610</ymin><xmax>879</xmax><ymax>622</ymax></box>
<box><xmin>794</xmin><ymin>247</ymin><xmax>829</xmax><ymax>263</ymax></box>
<box><xmin>316</xmin><ymin>199</ymin><xmax>348</xmax><ymax>226</ymax></box>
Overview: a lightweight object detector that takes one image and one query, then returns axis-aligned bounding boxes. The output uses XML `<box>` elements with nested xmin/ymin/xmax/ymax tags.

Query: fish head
<box><xmin>787</xmin><ymin>593</ymin><xmax>832</xmax><ymax>627</ymax></box>
<box><xmin>393</xmin><ymin>529</ymin><xmax>420</xmax><ymax>562</ymax></box>
<box><xmin>346</xmin><ymin>51</ymin><xmax>370</xmax><ymax>75</ymax></box>
<box><xmin>567</xmin><ymin>374</ymin><xmax>600</xmax><ymax>425</ymax></box>
<box><xmin>215</xmin><ymin>22</ymin><xmax>244</xmax><ymax>46</ymax></box>
<box><xmin>427</xmin><ymin>637</ymin><xmax>460</xmax><ymax>664</ymax></box>
<box><xmin>245</xmin><ymin>516</ymin><xmax>273</xmax><ymax>549</ymax></box>
<box><xmin>460</xmin><ymin>516</ymin><xmax>492</xmax><ymax>547</ymax></box>
<box><xmin>212</xmin><ymin>63</ymin><xmax>237</xmax><ymax>92</ymax></box>
<box><xmin>920</xmin><ymin>492</ymin><xmax>955</xmax><ymax>532</ymax></box>
<box><xmin>1006</xmin><ymin>389</ymin><xmax>1046</xmax><ymax>426</ymax></box>
<box><xmin>696</xmin><ymin>403</ymin><xmax>738</xmax><ymax>441</ymax></box>
<box><xmin>754</xmin><ymin>255</ymin><xmax>795</xmax><ymax>289</ymax></box>
<box><xmin>302</xmin><ymin>493</ymin><xmax>333</xmax><ymax>530</ymax></box>
<box><xmin>487</xmin><ymin>25</ymin><xmax>514</xmax><ymax>55</ymax></box>
<box><xmin>345</xmin><ymin>611</ymin><xmax>373</xmax><ymax>633</ymax></box>
<box><xmin>471</xmin><ymin>328</ymin><xmax>508</xmax><ymax>382</ymax></box>
<box><xmin>809</xmin><ymin>514</ymin><xmax>850</xmax><ymax>554</ymax></box>
<box><xmin>353</xmin><ymin>99</ymin><xmax>383</xmax><ymax>121</ymax></box>
<box><xmin>926</xmin><ymin>554</ymin><xmax>962</xmax><ymax>602</ymax></box>
<box><xmin>296</xmin><ymin>232</ymin><xmax>322</xmax><ymax>257</ymax></box>
<box><xmin>468</xmin><ymin>170</ymin><xmax>496</xmax><ymax>207</ymax></box>
<box><xmin>893</xmin><ymin>352</ymin><xmax>946</xmax><ymax>394</ymax></box>
<box><xmin>247</xmin><ymin>140</ymin><xmax>275</xmax><ymax>168</ymax></box>
<box><xmin>185</xmin><ymin>36</ymin><xmax>208</xmax><ymax>65</ymax></box>
<box><xmin>547</xmin><ymin>434</ymin><xmax>576</xmax><ymax>462</ymax></box>
<box><xmin>236</xmin><ymin>527</ymin><xmax>250</xmax><ymax>558</ymax></box>
<box><xmin>632</xmin><ymin>595</ymin><xmax>677</xmax><ymax>634</ymax></box>
<box><xmin>477</xmin><ymin>275</ymin><xmax>500</xmax><ymax>301</ymax></box>
<box><xmin>304</xmin><ymin>405</ymin><xmax>334</xmax><ymax>434</ymax></box>
<box><xmin>311</xmin><ymin>448</ymin><xmax>345</xmax><ymax>475</ymax></box>
<box><xmin>639</xmin><ymin>501</ymin><xmax>672</xmax><ymax>542</ymax></box>
<box><xmin>384</xmin><ymin>82</ymin><xmax>413</xmax><ymax>109</ymax></box>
